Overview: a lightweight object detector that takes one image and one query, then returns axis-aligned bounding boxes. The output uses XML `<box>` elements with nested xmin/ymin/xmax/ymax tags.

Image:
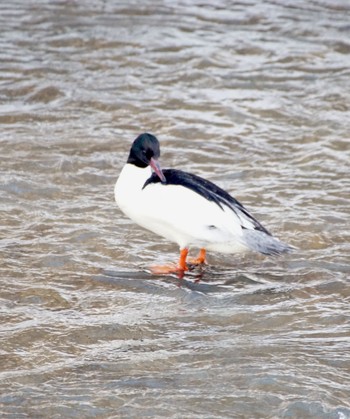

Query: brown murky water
<box><xmin>1</xmin><ymin>1</ymin><xmax>350</xmax><ymax>418</ymax></box>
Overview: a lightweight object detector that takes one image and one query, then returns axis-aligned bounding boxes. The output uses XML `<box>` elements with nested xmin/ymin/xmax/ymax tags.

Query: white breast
<box><xmin>114</xmin><ymin>164</ymin><xmax>249</xmax><ymax>253</ymax></box>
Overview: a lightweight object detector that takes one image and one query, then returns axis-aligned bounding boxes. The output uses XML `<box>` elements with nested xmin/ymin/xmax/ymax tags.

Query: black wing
<box><xmin>143</xmin><ymin>169</ymin><xmax>271</xmax><ymax>235</ymax></box>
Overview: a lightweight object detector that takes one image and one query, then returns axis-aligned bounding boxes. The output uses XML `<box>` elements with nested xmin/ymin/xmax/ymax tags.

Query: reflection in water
<box><xmin>1</xmin><ymin>0</ymin><xmax>350</xmax><ymax>418</ymax></box>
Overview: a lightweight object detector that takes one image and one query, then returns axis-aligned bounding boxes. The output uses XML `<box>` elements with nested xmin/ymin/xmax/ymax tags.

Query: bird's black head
<box><xmin>127</xmin><ymin>133</ymin><xmax>161</xmax><ymax>168</ymax></box>
<box><xmin>127</xmin><ymin>133</ymin><xmax>166</xmax><ymax>182</ymax></box>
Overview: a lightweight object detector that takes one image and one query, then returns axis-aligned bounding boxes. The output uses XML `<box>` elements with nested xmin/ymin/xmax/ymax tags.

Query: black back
<box><xmin>143</xmin><ymin>168</ymin><xmax>271</xmax><ymax>235</ymax></box>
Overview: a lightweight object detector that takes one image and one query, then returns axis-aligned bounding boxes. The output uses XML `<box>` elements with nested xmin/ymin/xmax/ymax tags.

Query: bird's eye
<box><xmin>143</xmin><ymin>149</ymin><xmax>153</xmax><ymax>159</ymax></box>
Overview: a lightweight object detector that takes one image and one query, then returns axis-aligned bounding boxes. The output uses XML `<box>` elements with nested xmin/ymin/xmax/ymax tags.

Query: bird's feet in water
<box><xmin>149</xmin><ymin>248</ymin><xmax>207</xmax><ymax>279</ymax></box>
<box><xmin>149</xmin><ymin>263</ymin><xmax>187</xmax><ymax>279</ymax></box>
<box><xmin>149</xmin><ymin>248</ymin><xmax>189</xmax><ymax>278</ymax></box>
<box><xmin>187</xmin><ymin>248</ymin><xmax>207</xmax><ymax>266</ymax></box>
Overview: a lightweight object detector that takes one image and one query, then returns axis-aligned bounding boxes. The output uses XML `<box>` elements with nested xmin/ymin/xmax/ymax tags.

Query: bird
<box><xmin>114</xmin><ymin>132</ymin><xmax>293</xmax><ymax>275</ymax></box>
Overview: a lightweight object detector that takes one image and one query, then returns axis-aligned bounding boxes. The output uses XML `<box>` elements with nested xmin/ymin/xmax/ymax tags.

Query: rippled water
<box><xmin>1</xmin><ymin>1</ymin><xmax>350</xmax><ymax>418</ymax></box>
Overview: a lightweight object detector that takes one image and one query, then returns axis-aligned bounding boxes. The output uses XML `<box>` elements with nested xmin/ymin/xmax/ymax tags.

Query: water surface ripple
<box><xmin>1</xmin><ymin>1</ymin><xmax>350</xmax><ymax>418</ymax></box>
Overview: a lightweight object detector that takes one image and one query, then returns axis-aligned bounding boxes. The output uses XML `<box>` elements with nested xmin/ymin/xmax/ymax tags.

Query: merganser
<box><xmin>115</xmin><ymin>133</ymin><xmax>293</xmax><ymax>275</ymax></box>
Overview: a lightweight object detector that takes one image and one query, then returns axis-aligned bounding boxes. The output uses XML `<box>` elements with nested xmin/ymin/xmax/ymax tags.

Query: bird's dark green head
<box><xmin>127</xmin><ymin>133</ymin><xmax>161</xmax><ymax>168</ymax></box>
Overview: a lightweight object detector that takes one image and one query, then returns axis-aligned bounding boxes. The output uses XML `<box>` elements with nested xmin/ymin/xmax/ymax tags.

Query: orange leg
<box><xmin>150</xmin><ymin>248</ymin><xmax>189</xmax><ymax>276</ymax></box>
<box><xmin>188</xmin><ymin>248</ymin><xmax>207</xmax><ymax>265</ymax></box>
<box><xmin>178</xmin><ymin>248</ymin><xmax>189</xmax><ymax>271</ymax></box>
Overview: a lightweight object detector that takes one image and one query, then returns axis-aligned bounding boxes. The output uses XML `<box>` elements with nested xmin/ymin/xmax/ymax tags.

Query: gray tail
<box><xmin>242</xmin><ymin>229</ymin><xmax>295</xmax><ymax>256</ymax></box>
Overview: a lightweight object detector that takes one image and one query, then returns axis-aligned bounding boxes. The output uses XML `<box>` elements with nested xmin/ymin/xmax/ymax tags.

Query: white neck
<box><xmin>115</xmin><ymin>163</ymin><xmax>152</xmax><ymax>198</ymax></box>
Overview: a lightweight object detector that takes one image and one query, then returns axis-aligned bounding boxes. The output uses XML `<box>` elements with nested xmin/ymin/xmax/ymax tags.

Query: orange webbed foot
<box><xmin>149</xmin><ymin>263</ymin><xmax>187</xmax><ymax>275</ymax></box>
<box><xmin>149</xmin><ymin>248</ymin><xmax>189</xmax><ymax>279</ymax></box>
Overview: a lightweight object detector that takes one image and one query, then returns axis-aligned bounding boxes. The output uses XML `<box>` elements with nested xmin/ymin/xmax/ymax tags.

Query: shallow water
<box><xmin>1</xmin><ymin>1</ymin><xmax>350</xmax><ymax>418</ymax></box>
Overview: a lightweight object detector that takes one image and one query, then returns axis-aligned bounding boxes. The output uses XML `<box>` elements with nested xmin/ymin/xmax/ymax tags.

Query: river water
<box><xmin>1</xmin><ymin>1</ymin><xmax>350</xmax><ymax>418</ymax></box>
